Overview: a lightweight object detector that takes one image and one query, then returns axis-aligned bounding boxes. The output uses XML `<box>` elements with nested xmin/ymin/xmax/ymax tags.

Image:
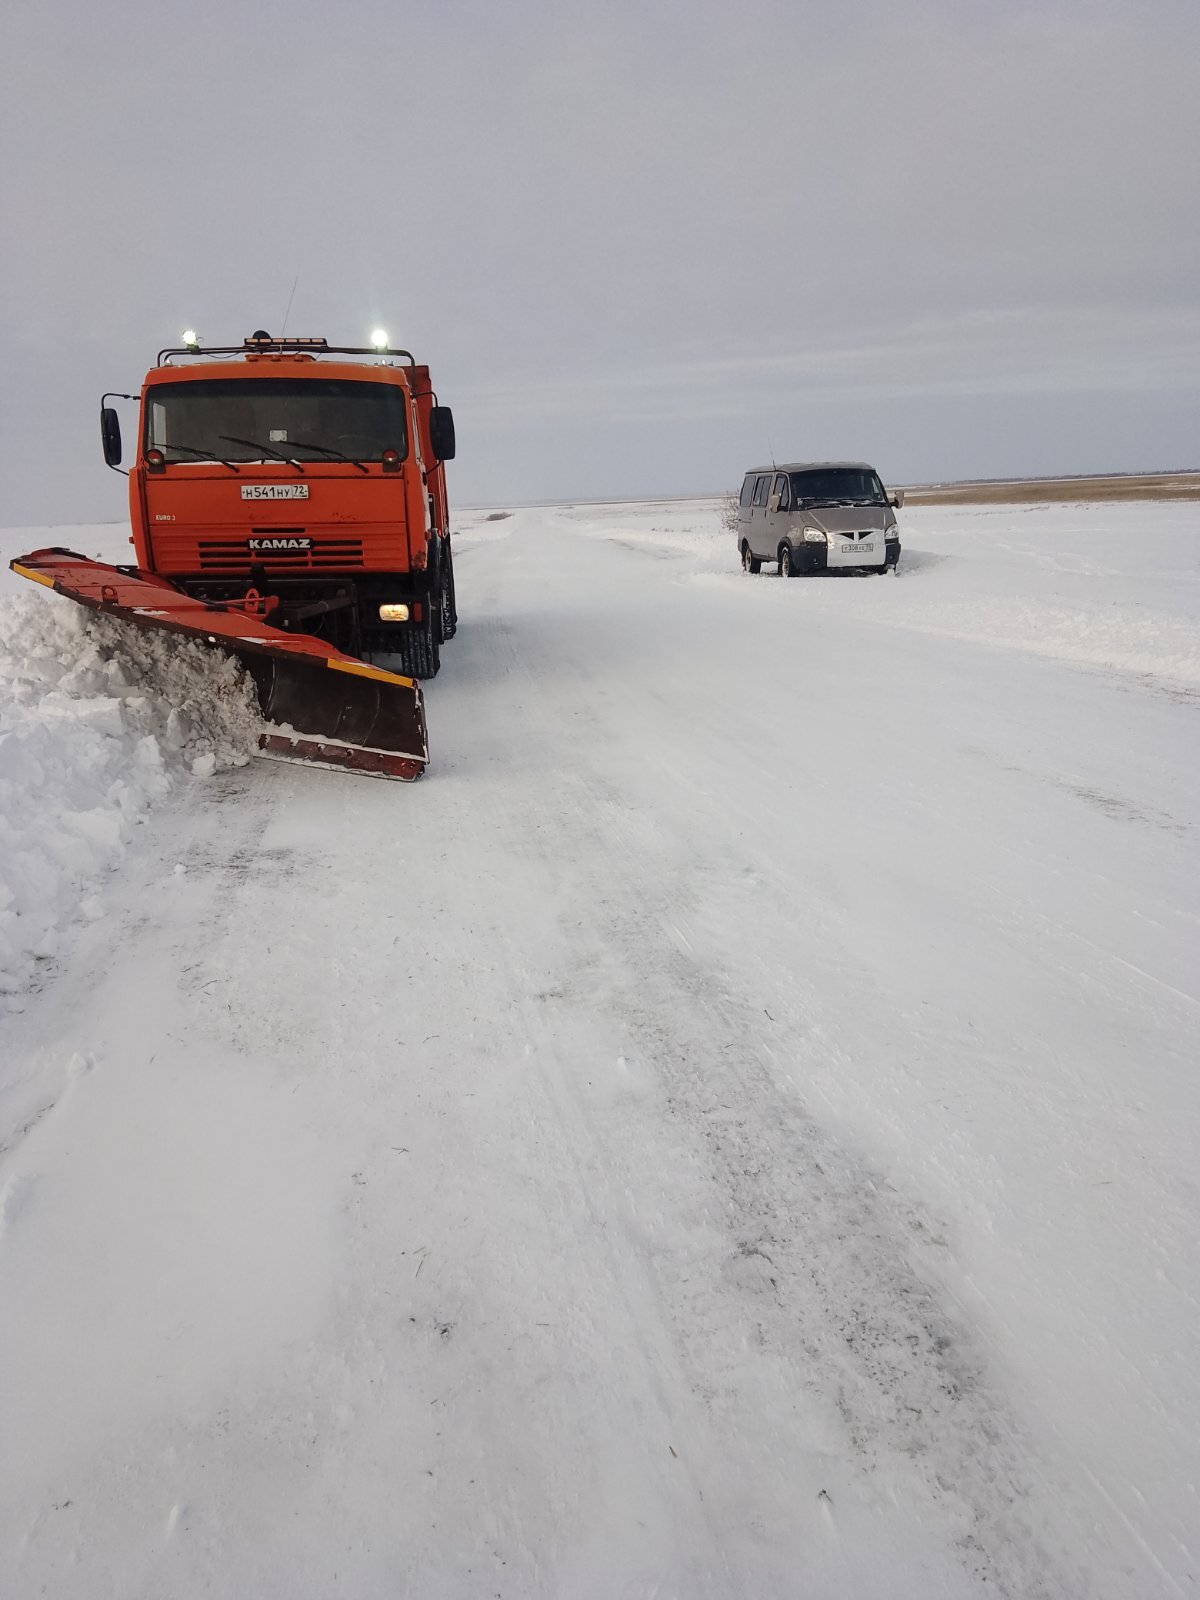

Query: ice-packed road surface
<box><xmin>2</xmin><ymin>501</ymin><xmax>1198</xmax><ymax>1598</ymax></box>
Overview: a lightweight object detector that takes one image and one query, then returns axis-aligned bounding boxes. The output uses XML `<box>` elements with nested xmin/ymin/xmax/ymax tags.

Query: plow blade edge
<box><xmin>10</xmin><ymin>548</ymin><xmax>428</xmax><ymax>780</ymax></box>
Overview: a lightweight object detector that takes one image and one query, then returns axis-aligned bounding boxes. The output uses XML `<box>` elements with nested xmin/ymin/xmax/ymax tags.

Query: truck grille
<box><xmin>197</xmin><ymin>538</ymin><xmax>365</xmax><ymax>570</ymax></box>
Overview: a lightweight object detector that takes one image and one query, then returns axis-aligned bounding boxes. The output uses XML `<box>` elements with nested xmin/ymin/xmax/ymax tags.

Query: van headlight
<box><xmin>802</xmin><ymin>527</ymin><xmax>827</xmax><ymax>543</ymax></box>
<box><xmin>885</xmin><ymin>527</ymin><xmax>899</xmax><ymax>541</ymax></box>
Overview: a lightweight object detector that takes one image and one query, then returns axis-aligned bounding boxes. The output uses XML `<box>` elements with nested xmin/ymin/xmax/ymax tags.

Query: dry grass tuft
<box><xmin>903</xmin><ymin>472</ymin><xmax>1200</xmax><ymax>506</ymax></box>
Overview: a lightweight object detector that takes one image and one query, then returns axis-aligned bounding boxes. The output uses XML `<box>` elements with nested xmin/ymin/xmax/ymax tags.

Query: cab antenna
<box><xmin>280</xmin><ymin>275</ymin><xmax>299</xmax><ymax>338</ymax></box>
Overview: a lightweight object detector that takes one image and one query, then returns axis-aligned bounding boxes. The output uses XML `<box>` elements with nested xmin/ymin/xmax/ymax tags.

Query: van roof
<box><xmin>743</xmin><ymin>461</ymin><xmax>878</xmax><ymax>476</ymax></box>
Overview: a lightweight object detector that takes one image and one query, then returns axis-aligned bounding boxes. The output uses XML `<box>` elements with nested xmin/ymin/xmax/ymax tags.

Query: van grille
<box><xmin>197</xmin><ymin>538</ymin><xmax>365</xmax><ymax>570</ymax></box>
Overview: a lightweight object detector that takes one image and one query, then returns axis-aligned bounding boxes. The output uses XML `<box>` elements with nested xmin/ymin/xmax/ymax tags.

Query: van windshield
<box><xmin>145</xmin><ymin>378</ymin><xmax>409</xmax><ymax>463</ymax></box>
<box><xmin>790</xmin><ymin>468</ymin><xmax>885</xmax><ymax>506</ymax></box>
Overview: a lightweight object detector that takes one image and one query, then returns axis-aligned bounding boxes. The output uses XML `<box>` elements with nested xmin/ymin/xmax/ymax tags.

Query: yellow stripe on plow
<box><xmin>10</xmin><ymin>563</ymin><xmax>57</xmax><ymax>589</ymax></box>
<box><xmin>327</xmin><ymin>658</ymin><xmax>417</xmax><ymax>688</ymax></box>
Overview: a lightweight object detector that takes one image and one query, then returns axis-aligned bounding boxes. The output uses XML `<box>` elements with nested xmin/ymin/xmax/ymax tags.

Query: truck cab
<box><xmin>103</xmin><ymin>334</ymin><xmax>456</xmax><ymax>677</ymax></box>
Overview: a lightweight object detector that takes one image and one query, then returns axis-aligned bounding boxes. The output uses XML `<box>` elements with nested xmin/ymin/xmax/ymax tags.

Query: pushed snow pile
<box><xmin>0</xmin><ymin>592</ymin><xmax>261</xmax><ymax>1000</ymax></box>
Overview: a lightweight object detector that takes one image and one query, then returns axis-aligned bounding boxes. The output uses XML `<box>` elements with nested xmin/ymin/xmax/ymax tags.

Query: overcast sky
<box><xmin>2</xmin><ymin>0</ymin><xmax>1198</xmax><ymax>524</ymax></box>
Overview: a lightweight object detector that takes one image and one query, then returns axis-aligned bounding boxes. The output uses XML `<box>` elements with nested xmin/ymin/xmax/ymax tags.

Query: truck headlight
<box><xmin>802</xmin><ymin>527</ymin><xmax>827</xmax><ymax>543</ymax></box>
<box><xmin>378</xmin><ymin>603</ymin><xmax>410</xmax><ymax>622</ymax></box>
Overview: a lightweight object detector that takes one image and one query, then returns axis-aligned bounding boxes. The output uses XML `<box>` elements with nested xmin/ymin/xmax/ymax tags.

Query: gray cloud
<box><xmin>2</xmin><ymin>0</ymin><xmax>1197</xmax><ymax>522</ymax></box>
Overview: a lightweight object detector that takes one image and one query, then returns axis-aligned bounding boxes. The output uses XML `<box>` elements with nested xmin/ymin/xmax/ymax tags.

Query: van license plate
<box><xmin>843</xmin><ymin>541</ymin><xmax>873</xmax><ymax>553</ymax></box>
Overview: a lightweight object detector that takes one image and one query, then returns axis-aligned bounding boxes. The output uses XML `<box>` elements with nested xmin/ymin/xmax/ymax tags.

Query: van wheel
<box><xmin>779</xmin><ymin>545</ymin><xmax>797</xmax><ymax>578</ymax></box>
<box><xmin>741</xmin><ymin>543</ymin><xmax>761</xmax><ymax>575</ymax></box>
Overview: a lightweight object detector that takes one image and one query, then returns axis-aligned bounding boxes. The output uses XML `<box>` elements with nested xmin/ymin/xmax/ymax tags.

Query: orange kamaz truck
<box><xmin>110</xmin><ymin>330</ymin><xmax>456</xmax><ymax>676</ymax></box>
<box><xmin>11</xmin><ymin>332</ymin><xmax>458</xmax><ymax>779</ymax></box>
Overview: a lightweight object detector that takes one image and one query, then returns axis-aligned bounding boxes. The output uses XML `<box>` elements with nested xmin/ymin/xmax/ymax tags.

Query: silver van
<box><xmin>736</xmin><ymin>461</ymin><xmax>903</xmax><ymax>576</ymax></box>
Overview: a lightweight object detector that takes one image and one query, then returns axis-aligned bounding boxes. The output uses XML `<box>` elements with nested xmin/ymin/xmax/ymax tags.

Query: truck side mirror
<box><xmin>429</xmin><ymin>405</ymin><xmax>456</xmax><ymax>462</ymax></box>
<box><xmin>101</xmin><ymin>407</ymin><xmax>123</xmax><ymax>467</ymax></box>
<box><xmin>888</xmin><ymin>489</ymin><xmax>904</xmax><ymax>508</ymax></box>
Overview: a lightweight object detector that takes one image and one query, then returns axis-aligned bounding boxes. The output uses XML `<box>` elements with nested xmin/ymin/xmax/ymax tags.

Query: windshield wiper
<box><xmin>285</xmin><ymin>439</ymin><xmax>369</xmax><ymax>474</ymax></box>
<box><xmin>219</xmin><ymin>435</ymin><xmax>305</xmax><ymax>473</ymax></box>
<box><xmin>158</xmin><ymin>442</ymin><xmax>241</xmax><ymax>472</ymax></box>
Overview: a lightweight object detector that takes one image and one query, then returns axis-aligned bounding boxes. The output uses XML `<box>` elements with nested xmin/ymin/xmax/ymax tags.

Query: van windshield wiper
<box><xmin>219</xmin><ymin>434</ymin><xmax>305</xmax><ymax>473</ymax></box>
<box><xmin>158</xmin><ymin>442</ymin><xmax>241</xmax><ymax>472</ymax></box>
<box><xmin>285</xmin><ymin>439</ymin><xmax>369</xmax><ymax>474</ymax></box>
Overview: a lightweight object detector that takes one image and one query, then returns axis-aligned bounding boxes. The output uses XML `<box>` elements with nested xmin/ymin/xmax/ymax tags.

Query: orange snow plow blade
<box><xmin>10</xmin><ymin>548</ymin><xmax>428</xmax><ymax>780</ymax></box>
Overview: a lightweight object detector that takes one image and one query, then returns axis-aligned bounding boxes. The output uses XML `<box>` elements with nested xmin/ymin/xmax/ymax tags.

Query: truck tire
<box><xmin>440</xmin><ymin>543</ymin><xmax>457</xmax><ymax>640</ymax></box>
<box><xmin>432</xmin><ymin>540</ymin><xmax>456</xmax><ymax>644</ymax></box>
<box><xmin>400</xmin><ymin>611</ymin><xmax>440</xmax><ymax>679</ymax></box>
<box><xmin>427</xmin><ymin>539</ymin><xmax>445</xmax><ymax>645</ymax></box>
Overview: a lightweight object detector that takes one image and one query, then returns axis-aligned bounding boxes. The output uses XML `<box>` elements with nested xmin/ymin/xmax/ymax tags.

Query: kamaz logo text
<box><xmin>247</xmin><ymin>537</ymin><xmax>312</xmax><ymax>552</ymax></box>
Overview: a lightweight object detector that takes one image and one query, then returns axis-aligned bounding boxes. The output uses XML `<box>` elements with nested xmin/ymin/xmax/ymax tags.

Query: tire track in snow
<box><xmin>474</xmin><ymin>524</ymin><xmax>1082</xmax><ymax>1598</ymax></box>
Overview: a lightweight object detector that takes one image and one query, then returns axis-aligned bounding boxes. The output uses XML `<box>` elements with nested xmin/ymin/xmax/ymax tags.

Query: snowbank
<box><xmin>0</xmin><ymin>592</ymin><xmax>261</xmax><ymax>1002</ymax></box>
<box><xmin>570</xmin><ymin>497</ymin><xmax>1200</xmax><ymax>691</ymax></box>
<box><xmin>1</xmin><ymin>503</ymin><xmax>1197</xmax><ymax>1596</ymax></box>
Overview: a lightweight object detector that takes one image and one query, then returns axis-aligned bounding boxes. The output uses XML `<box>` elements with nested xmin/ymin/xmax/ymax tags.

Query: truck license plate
<box><xmin>241</xmin><ymin>484</ymin><xmax>310</xmax><ymax>500</ymax></box>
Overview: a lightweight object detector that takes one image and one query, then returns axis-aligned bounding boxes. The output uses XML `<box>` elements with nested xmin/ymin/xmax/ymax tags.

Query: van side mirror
<box><xmin>429</xmin><ymin>405</ymin><xmax>456</xmax><ymax>462</ymax></box>
<box><xmin>888</xmin><ymin>489</ymin><xmax>904</xmax><ymax>508</ymax></box>
<box><xmin>101</xmin><ymin>407</ymin><xmax>123</xmax><ymax>467</ymax></box>
<box><xmin>768</xmin><ymin>492</ymin><xmax>781</xmax><ymax>513</ymax></box>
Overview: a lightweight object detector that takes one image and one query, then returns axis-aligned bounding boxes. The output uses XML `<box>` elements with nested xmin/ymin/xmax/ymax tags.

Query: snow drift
<box><xmin>0</xmin><ymin>592</ymin><xmax>260</xmax><ymax>1001</ymax></box>
<box><xmin>0</xmin><ymin>501</ymin><xmax>1197</xmax><ymax>1597</ymax></box>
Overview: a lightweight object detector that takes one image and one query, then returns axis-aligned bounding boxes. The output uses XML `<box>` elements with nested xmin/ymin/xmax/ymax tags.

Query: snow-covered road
<box><xmin>2</xmin><ymin>501</ymin><xmax>1198</xmax><ymax>1597</ymax></box>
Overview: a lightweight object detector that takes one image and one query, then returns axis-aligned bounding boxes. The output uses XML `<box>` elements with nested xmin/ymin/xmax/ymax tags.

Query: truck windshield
<box><xmin>144</xmin><ymin>378</ymin><xmax>408</xmax><ymax>464</ymax></box>
<box><xmin>790</xmin><ymin>468</ymin><xmax>885</xmax><ymax>506</ymax></box>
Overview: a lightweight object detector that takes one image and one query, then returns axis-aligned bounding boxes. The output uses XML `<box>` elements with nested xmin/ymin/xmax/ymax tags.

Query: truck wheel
<box><xmin>428</xmin><ymin>540</ymin><xmax>445</xmax><ymax>645</ymax></box>
<box><xmin>400</xmin><ymin>612</ymin><xmax>440</xmax><ymax>679</ymax></box>
<box><xmin>440</xmin><ymin>544</ymin><xmax>457</xmax><ymax>639</ymax></box>
<box><xmin>741</xmin><ymin>543</ymin><xmax>761</xmax><ymax>575</ymax></box>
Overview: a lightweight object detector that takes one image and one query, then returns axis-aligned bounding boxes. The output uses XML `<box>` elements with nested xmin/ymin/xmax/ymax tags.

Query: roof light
<box><xmin>181</xmin><ymin>329</ymin><xmax>199</xmax><ymax>349</ymax></box>
<box><xmin>371</xmin><ymin>328</ymin><xmax>389</xmax><ymax>351</ymax></box>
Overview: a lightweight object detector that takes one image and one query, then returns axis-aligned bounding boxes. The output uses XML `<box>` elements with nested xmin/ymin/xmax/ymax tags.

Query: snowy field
<box><xmin>1</xmin><ymin>499</ymin><xmax>1198</xmax><ymax>1598</ymax></box>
